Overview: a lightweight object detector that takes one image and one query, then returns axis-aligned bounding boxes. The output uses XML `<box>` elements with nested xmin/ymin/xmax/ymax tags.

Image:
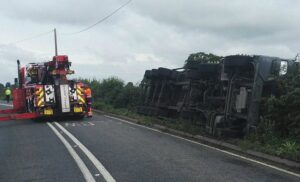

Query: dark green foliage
<box><xmin>184</xmin><ymin>52</ymin><xmax>222</xmax><ymax>67</ymax></box>
<box><xmin>262</xmin><ymin>63</ymin><xmax>300</xmax><ymax>138</ymax></box>
<box><xmin>78</xmin><ymin>77</ymin><xmax>141</xmax><ymax>110</ymax></box>
<box><xmin>240</xmin><ymin>132</ymin><xmax>300</xmax><ymax>161</ymax></box>
<box><xmin>114</xmin><ymin>82</ymin><xmax>142</xmax><ymax>109</ymax></box>
<box><xmin>98</xmin><ymin>77</ymin><xmax>124</xmax><ymax>105</ymax></box>
<box><xmin>246</xmin><ymin>62</ymin><xmax>300</xmax><ymax>160</ymax></box>
<box><xmin>0</xmin><ymin>83</ymin><xmax>5</xmax><ymax>99</ymax></box>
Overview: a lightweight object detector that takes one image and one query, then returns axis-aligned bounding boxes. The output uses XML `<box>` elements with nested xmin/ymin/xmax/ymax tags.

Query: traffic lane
<box><xmin>61</xmin><ymin>114</ymin><xmax>299</xmax><ymax>182</ymax></box>
<box><xmin>0</xmin><ymin>118</ymin><xmax>85</xmax><ymax>181</ymax></box>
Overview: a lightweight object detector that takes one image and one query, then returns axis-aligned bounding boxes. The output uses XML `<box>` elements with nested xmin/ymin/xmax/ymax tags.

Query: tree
<box><xmin>98</xmin><ymin>77</ymin><xmax>124</xmax><ymax>104</ymax></box>
<box><xmin>184</xmin><ymin>52</ymin><xmax>222</xmax><ymax>68</ymax></box>
<box><xmin>114</xmin><ymin>82</ymin><xmax>141</xmax><ymax>108</ymax></box>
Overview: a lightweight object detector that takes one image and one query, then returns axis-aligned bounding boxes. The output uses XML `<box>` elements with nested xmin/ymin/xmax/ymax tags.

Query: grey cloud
<box><xmin>0</xmin><ymin>0</ymin><xmax>126</xmax><ymax>26</ymax></box>
<box><xmin>0</xmin><ymin>0</ymin><xmax>299</xmax><ymax>84</ymax></box>
<box><xmin>0</xmin><ymin>44</ymin><xmax>38</xmax><ymax>83</ymax></box>
<box><xmin>132</xmin><ymin>0</ymin><xmax>300</xmax><ymax>39</ymax></box>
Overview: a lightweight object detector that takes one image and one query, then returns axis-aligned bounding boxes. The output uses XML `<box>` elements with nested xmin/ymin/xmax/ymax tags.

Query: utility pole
<box><xmin>54</xmin><ymin>28</ymin><xmax>58</xmax><ymax>56</ymax></box>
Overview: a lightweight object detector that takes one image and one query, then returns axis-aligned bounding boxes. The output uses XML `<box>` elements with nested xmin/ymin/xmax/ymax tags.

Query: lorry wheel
<box><xmin>184</xmin><ymin>61</ymin><xmax>200</xmax><ymax>69</ymax></box>
<box><xmin>224</xmin><ymin>55</ymin><xmax>252</xmax><ymax>67</ymax></box>
<box><xmin>144</xmin><ymin>70</ymin><xmax>151</xmax><ymax>79</ymax></box>
<box><xmin>186</xmin><ymin>70</ymin><xmax>201</xmax><ymax>79</ymax></box>
<box><xmin>151</xmin><ymin>69</ymin><xmax>159</xmax><ymax>78</ymax></box>
<box><xmin>170</xmin><ymin>70</ymin><xmax>179</xmax><ymax>80</ymax></box>
<box><xmin>158</xmin><ymin>67</ymin><xmax>172</xmax><ymax>77</ymax></box>
<box><xmin>197</xmin><ymin>64</ymin><xmax>219</xmax><ymax>74</ymax></box>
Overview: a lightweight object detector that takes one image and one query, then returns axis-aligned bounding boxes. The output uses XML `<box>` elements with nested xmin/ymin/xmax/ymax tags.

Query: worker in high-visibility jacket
<box><xmin>5</xmin><ymin>88</ymin><xmax>12</xmax><ymax>103</ymax></box>
<box><xmin>84</xmin><ymin>86</ymin><xmax>92</xmax><ymax>117</ymax></box>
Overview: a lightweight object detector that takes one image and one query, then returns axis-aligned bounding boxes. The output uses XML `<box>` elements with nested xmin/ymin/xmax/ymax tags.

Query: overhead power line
<box><xmin>4</xmin><ymin>0</ymin><xmax>132</xmax><ymax>47</ymax></box>
<box><xmin>64</xmin><ymin>0</ymin><xmax>132</xmax><ymax>35</ymax></box>
<box><xmin>6</xmin><ymin>30</ymin><xmax>53</xmax><ymax>45</ymax></box>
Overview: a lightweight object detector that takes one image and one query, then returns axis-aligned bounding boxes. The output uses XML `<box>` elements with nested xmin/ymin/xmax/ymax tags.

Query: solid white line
<box><xmin>104</xmin><ymin>115</ymin><xmax>300</xmax><ymax>178</ymax></box>
<box><xmin>54</xmin><ymin>122</ymin><xmax>116</xmax><ymax>182</ymax></box>
<box><xmin>47</xmin><ymin>122</ymin><xmax>95</xmax><ymax>182</ymax></box>
<box><xmin>0</xmin><ymin>103</ymin><xmax>13</xmax><ymax>107</ymax></box>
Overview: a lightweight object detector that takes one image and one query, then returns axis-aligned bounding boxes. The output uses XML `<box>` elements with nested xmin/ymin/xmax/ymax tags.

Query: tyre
<box><xmin>144</xmin><ymin>70</ymin><xmax>151</xmax><ymax>79</ymax></box>
<box><xmin>197</xmin><ymin>64</ymin><xmax>219</xmax><ymax>73</ymax></box>
<box><xmin>224</xmin><ymin>55</ymin><xmax>252</xmax><ymax>67</ymax></box>
<box><xmin>170</xmin><ymin>70</ymin><xmax>179</xmax><ymax>80</ymax></box>
<box><xmin>157</xmin><ymin>67</ymin><xmax>172</xmax><ymax>77</ymax></box>
<box><xmin>151</xmin><ymin>69</ymin><xmax>159</xmax><ymax>78</ymax></box>
<box><xmin>186</xmin><ymin>70</ymin><xmax>201</xmax><ymax>79</ymax></box>
<box><xmin>184</xmin><ymin>61</ymin><xmax>201</xmax><ymax>69</ymax></box>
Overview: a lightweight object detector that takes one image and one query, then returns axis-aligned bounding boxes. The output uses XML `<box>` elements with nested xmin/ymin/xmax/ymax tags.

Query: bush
<box><xmin>78</xmin><ymin>77</ymin><xmax>141</xmax><ymax>110</ymax></box>
<box><xmin>262</xmin><ymin>63</ymin><xmax>300</xmax><ymax>138</ymax></box>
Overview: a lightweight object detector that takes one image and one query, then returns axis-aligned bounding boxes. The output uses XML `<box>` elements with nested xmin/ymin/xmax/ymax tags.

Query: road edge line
<box><xmin>54</xmin><ymin>122</ymin><xmax>116</xmax><ymax>182</ymax></box>
<box><xmin>104</xmin><ymin>115</ymin><xmax>300</xmax><ymax>178</ymax></box>
<box><xmin>46</xmin><ymin>122</ymin><xmax>95</xmax><ymax>182</ymax></box>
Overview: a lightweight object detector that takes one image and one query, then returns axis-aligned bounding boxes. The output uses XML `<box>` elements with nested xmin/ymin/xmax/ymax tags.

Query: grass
<box><xmin>93</xmin><ymin>101</ymin><xmax>300</xmax><ymax>162</ymax></box>
<box><xmin>93</xmin><ymin>101</ymin><xmax>203</xmax><ymax>135</ymax></box>
<box><xmin>238</xmin><ymin>134</ymin><xmax>300</xmax><ymax>162</ymax></box>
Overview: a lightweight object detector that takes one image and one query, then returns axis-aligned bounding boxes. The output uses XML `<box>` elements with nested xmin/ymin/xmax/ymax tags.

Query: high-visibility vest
<box><xmin>5</xmin><ymin>89</ymin><xmax>11</xmax><ymax>96</ymax></box>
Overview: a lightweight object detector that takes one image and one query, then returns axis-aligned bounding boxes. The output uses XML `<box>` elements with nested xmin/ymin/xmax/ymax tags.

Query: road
<box><xmin>0</xmin><ymin>104</ymin><xmax>299</xmax><ymax>182</ymax></box>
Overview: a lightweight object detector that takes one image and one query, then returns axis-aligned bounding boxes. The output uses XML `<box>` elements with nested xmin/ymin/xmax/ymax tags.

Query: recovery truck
<box><xmin>0</xmin><ymin>55</ymin><xmax>92</xmax><ymax>121</ymax></box>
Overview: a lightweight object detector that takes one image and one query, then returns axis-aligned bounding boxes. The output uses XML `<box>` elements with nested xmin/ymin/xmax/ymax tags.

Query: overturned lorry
<box><xmin>137</xmin><ymin>55</ymin><xmax>297</xmax><ymax>136</ymax></box>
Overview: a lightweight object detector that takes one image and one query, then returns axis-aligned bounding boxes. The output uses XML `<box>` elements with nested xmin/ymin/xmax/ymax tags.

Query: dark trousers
<box><xmin>5</xmin><ymin>95</ymin><xmax>10</xmax><ymax>103</ymax></box>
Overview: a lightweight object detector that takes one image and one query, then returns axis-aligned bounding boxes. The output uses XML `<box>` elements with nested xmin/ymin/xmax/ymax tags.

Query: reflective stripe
<box><xmin>35</xmin><ymin>87</ymin><xmax>45</xmax><ymax>107</ymax></box>
<box><xmin>76</xmin><ymin>86</ymin><xmax>86</xmax><ymax>104</ymax></box>
<box><xmin>77</xmin><ymin>94</ymin><xmax>86</xmax><ymax>104</ymax></box>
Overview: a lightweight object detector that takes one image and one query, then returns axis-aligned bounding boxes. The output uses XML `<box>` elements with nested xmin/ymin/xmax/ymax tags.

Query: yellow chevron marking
<box><xmin>38</xmin><ymin>92</ymin><xmax>44</xmax><ymax>99</ymax></box>
<box><xmin>78</xmin><ymin>95</ymin><xmax>86</xmax><ymax>104</ymax></box>
<box><xmin>76</xmin><ymin>88</ymin><xmax>83</xmax><ymax>95</ymax></box>
<box><xmin>36</xmin><ymin>88</ymin><xmax>44</xmax><ymax>95</ymax></box>
<box><xmin>37</xmin><ymin>99</ymin><xmax>45</xmax><ymax>107</ymax></box>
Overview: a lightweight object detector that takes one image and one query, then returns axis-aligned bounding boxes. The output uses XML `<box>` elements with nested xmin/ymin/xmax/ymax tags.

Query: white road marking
<box><xmin>47</xmin><ymin>122</ymin><xmax>95</xmax><ymax>182</ymax></box>
<box><xmin>0</xmin><ymin>103</ymin><xmax>13</xmax><ymax>107</ymax></box>
<box><xmin>55</xmin><ymin>122</ymin><xmax>116</xmax><ymax>182</ymax></box>
<box><xmin>104</xmin><ymin>115</ymin><xmax>300</xmax><ymax>178</ymax></box>
<box><xmin>88</xmin><ymin>122</ymin><xmax>95</xmax><ymax>126</ymax></box>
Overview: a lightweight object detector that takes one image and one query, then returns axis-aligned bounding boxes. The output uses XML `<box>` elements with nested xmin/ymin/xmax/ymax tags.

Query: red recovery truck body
<box><xmin>0</xmin><ymin>55</ymin><xmax>92</xmax><ymax>121</ymax></box>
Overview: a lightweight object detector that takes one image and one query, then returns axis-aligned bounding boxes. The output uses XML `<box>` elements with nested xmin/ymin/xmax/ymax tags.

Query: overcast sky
<box><xmin>0</xmin><ymin>0</ymin><xmax>299</xmax><ymax>84</ymax></box>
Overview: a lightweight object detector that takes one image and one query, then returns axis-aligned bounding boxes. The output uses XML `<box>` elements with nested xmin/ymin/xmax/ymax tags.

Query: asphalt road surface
<box><xmin>0</xmin><ymin>104</ymin><xmax>299</xmax><ymax>182</ymax></box>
